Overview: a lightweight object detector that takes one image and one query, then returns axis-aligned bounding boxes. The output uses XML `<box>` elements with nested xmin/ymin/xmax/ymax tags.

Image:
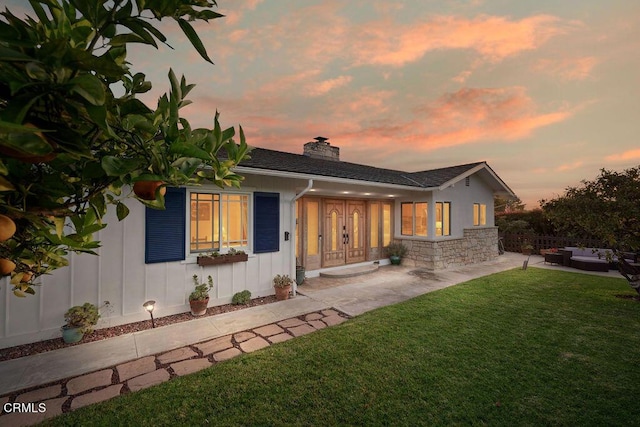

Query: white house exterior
<box><xmin>0</xmin><ymin>138</ymin><xmax>515</xmax><ymax>348</ymax></box>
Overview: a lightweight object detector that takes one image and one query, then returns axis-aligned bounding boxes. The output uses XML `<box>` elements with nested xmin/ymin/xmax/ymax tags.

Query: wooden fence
<box><xmin>499</xmin><ymin>233</ymin><xmax>606</xmax><ymax>253</ymax></box>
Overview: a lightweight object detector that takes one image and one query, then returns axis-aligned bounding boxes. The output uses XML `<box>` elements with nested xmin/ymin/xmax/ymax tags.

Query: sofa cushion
<box><xmin>570</xmin><ymin>255</ymin><xmax>608</xmax><ymax>264</ymax></box>
<box><xmin>564</xmin><ymin>247</ymin><xmax>615</xmax><ymax>259</ymax></box>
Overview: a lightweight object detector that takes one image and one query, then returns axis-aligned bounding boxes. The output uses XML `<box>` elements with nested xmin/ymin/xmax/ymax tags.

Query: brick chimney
<box><xmin>303</xmin><ymin>136</ymin><xmax>340</xmax><ymax>161</ymax></box>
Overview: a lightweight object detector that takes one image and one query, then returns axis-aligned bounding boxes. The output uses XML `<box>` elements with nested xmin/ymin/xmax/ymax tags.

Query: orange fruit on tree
<box><xmin>133</xmin><ymin>181</ymin><xmax>166</xmax><ymax>201</ymax></box>
<box><xmin>0</xmin><ymin>258</ymin><xmax>16</xmax><ymax>276</ymax></box>
<box><xmin>0</xmin><ymin>214</ymin><xmax>16</xmax><ymax>241</ymax></box>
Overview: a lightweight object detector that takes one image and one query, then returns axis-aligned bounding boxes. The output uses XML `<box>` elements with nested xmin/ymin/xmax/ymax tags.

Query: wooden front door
<box><xmin>323</xmin><ymin>199</ymin><xmax>346</xmax><ymax>267</ymax></box>
<box><xmin>346</xmin><ymin>200</ymin><xmax>366</xmax><ymax>264</ymax></box>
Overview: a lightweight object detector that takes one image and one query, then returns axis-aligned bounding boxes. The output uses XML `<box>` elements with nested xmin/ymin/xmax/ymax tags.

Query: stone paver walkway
<box><xmin>0</xmin><ymin>309</ymin><xmax>348</xmax><ymax>427</ymax></box>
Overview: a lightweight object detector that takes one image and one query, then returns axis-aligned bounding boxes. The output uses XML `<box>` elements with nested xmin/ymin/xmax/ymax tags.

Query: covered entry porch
<box><xmin>295</xmin><ymin>197</ymin><xmax>393</xmax><ymax>272</ymax></box>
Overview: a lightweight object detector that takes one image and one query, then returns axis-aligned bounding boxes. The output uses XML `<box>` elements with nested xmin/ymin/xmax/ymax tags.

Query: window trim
<box><xmin>188</xmin><ymin>189</ymin><xmax>251</xmax><ymax>255</ymax></box>
<box><xmin>400</xmin><ymin>201</ymin><xmax>428</xmax><ymax>237</ymax></box>
<box><xmin>473</xmin><ymin>203</ymin><xmax>487</xmax><ymax>226</ymax></box>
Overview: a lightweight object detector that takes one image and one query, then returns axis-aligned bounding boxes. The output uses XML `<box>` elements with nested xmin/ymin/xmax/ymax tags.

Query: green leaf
<box><xmin>101</xmin><ymin>156</ymin><xmax>142</xmax><ymax>176</ymax></box>
<box><xmin>54</xmin><ymin>217</ymin><xmax>65</xmax><ymax>238</ymax></box>
<box><xmin>25</xmin><ymin>62</ymin><xmax>49</xmax><ymax>80</ymax></box>
<box><xmin>0</xmin><ymin>46</ymin><xmax>33</xmax><ymax>61</ymax></box>
<box><xmin>69</xmin><ymin>74</ymin><xmax>106</xmax><ymax>106</ymax></box>
<box><xmin>120</xmin><ymin>98</ymin><xmax>152</xmax><ymax>116</ymax></box>
<box><xmin>0</xmin><ymin>176</ymin><xmax>15</xmax><ymax>191</ymax></box>
<box><xmin>169</xmin><ymin>142</ymin><xmax>212</xmax><ymax>160</ymax></box>
<box><xmin>177</xmin><ymin>18</ymin><xmax>213</xmax><ymax>64</ymax></box>
<box><xmin>0</xmin><ymin>129</ymin><xmax>53</xmax><ymax>156</ymax></box>
<box><xmin>116</xmin><ymin>202</ymin><xmax>130</xmax><ymax>221</ymax></box>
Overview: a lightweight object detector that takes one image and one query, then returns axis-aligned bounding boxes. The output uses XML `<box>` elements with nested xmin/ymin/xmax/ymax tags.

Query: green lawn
<box><xmin>46</xmin><ymin>268</ymin><xmax>640</xmax><ymax>426</ymax></box>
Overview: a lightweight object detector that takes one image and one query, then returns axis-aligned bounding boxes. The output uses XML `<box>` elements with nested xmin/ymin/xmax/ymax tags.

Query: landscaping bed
<box><xmin>0</xmin><ymin>296</ymin><xmax>277</xmax><ymax>362</ymax></box>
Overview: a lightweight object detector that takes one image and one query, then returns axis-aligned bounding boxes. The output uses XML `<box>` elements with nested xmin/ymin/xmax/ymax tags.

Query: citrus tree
<box><xmin>0</xmin><ymin>0</ymin><xmax>250</xmax><ymax>296</ymax></box>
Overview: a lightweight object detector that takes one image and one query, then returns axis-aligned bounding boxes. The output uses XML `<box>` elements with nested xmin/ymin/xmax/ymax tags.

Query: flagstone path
<box><xmin>0</xmin><ymin>309</ymin><xmax>348</xmax><ymax>426</ymax></box>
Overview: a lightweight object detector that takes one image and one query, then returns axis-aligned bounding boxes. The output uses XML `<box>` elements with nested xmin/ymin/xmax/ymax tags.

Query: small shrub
<box><xmin>232</xmin><ymin>290</ymin><xmax>251</xmax><ymax>305</ymax></box>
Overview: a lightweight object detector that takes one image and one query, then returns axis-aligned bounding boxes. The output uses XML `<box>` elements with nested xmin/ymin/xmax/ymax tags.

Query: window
<box><xmin>435</xmin><ymin>202</ymin><xmax>451</xmax><ymax>236</ymax></box>
<box><xmin>473</xmin><ymin>203</ymin><xmax>486</xmax><ymax>226</ymax></box>
<box><xmin>190</xmin><ymin>192</ymin><xmax>249</xmax><ymax>252</ymax></box>
<box><xmin>401</xmin><ymin>202</ymin><xmax>428</xmax><ymax>237</ymax></box>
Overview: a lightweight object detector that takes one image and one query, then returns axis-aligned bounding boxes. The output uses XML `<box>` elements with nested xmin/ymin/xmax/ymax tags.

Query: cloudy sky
<box><xmin>11</xmin><ymin>1</ymin><xmax>640</xmax><ymax>208</ymax></box>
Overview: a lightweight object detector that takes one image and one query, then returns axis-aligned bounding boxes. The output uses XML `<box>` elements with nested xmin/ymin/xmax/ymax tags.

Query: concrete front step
<box><xmin>319</xmin><ymin>264</ymin><xmax>379</xmax><ymax>279</ymax></box>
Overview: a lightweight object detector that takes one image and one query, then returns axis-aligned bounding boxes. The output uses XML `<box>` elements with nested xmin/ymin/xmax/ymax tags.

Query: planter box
<box><xmin>197</xmin><ymin>253</ymin><xmax>248</xmax><ymax>267</ymax></box>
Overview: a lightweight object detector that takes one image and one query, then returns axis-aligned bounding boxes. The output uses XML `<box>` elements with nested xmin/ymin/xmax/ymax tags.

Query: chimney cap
<box><xmin>314</xmin><ymin>136</ymin><xmax>329</xmax><ymax>143</ymax></box>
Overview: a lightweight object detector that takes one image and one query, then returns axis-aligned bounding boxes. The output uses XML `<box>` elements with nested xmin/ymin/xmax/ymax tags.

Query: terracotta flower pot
<box><xmin>274</xmin><ymin>285</ymin><xmax>291</xmax><ymax>301</ymax></box>
<box><xmin>189</xmin><ymin>298</ymin><xmax>209</xmax><ymax>316</ymax></box>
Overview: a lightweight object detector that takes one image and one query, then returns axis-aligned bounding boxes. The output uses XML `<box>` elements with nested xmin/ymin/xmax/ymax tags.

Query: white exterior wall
<box><xmin>394</xmin><ymin>172</ymin><xmax>496</xmax><ymax>241</ymax></box>
<box><xmin>0</xmin><ymin>177</ymin><xmax>296</xmax><ymax>349</ymax></box>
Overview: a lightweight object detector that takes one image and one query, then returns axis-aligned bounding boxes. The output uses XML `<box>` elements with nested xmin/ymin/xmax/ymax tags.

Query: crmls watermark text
<box><xmin>3</xmin><ymin>402</ymin><xmax>47</xmax><ymax>414</ymax></box>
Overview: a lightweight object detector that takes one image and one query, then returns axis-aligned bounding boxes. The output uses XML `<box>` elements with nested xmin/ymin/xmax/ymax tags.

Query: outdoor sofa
<box><xmin>559</xmin><ymin>247</ymin><xmax>637</xmax><ymax>272</ymax></box>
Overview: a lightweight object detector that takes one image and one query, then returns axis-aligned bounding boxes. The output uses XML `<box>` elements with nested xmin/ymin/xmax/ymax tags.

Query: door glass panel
<box><xmin>353</xmin><ymin>211</ymin><xmax>359</xmax><ymax>249</ymax></box>
<box><xmin>370</xmin><ymin>203</ymin><xmax>379</xmax><ymax>248</ymax></box>
<box><xmin>383</xmin><ymin>203</ymin><xmax>391</xmax><ymax>246</ymax></box>
<box><xmin>331</xmin><ymin>211</ymin><xmax>338</xmax><ymax>251</ymax></box>
<box><xmin>307</xmin><ymin>201</ymin><xmax>319</xmax><ymax>255</ymax></box>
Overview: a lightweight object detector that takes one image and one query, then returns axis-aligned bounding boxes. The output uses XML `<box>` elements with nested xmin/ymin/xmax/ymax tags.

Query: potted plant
<box><xmin>189</xmin><ymin>274</ymin><xmax>214</xmax><ymax>316</ymax></box>
<box><xmin>62</xmin><ymin>303</ymin><xmax>100</xmax><ymax>343</ymax></box>
<box><xmin>273</xmin><ymin>274</ymin><xmax>293</xmax><ymax>301</ymax></box>
<box><xmin>521</xmin><ymin>239</ymin><xmax>534</xmax><ymax>255</ymax></box>
<box><xmin>296</xmin><ymin>261</ymin><xmax>305</xmax><ymax>286</ymax></box>
<box><xmin>386</xmin><ymin>242</ymin><xmax>408</xmax><ymax>265</ymax></box>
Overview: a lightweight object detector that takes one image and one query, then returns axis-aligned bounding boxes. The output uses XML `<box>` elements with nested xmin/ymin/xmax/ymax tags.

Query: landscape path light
<box><xmin>143</xmin><ymin>300</ymin><xmax>156</xmax><ymax>328</ymax></box>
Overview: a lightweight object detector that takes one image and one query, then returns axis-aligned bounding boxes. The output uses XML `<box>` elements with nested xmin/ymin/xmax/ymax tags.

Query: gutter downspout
<box><xmin>291</xmin><ymin>179</ymin><xmax>313</xmax><ymax>297</ymax></box>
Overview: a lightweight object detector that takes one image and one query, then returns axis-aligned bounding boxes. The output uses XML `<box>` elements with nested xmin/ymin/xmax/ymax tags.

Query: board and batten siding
<box><xmin>0</xmin><ymin>179</ymin><xmax>296</xmax><ymax>349</ymax></box>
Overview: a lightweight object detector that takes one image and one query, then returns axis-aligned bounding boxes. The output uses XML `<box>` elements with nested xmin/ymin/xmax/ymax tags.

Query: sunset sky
<box><xmin>10</xmin><ymin>1</ymin><xmax>640</xmax><ymax>208</ymax></box>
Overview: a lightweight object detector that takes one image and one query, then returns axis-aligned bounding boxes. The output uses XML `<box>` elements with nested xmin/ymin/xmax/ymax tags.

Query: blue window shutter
<box><xmin>254</xmin><ymin>192</ymin><xmax>279</xmax><ymax>253</ymax></box>
<box><xmin>145</xmin><ymin>187</ymin><xmax>186</xmax><ymax>263</ymax></box>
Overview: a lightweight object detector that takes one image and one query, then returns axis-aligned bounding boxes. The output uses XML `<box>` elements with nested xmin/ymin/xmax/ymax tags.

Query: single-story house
<box><xmin>0</xmin><ymin>138</ymin><xmax>515</xmax><ymax>348</ymax></box>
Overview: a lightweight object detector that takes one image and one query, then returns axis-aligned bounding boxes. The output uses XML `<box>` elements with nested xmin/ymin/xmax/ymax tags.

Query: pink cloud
<box><xmin>606</xmin><ymin>148</ymin><xmax>640</xmax><ymax>162</ymax></box>
<box><xmin>350</xmin><ymin>14</ymin><xmax>567</xmax><ymax>67</ymax></box>
<box><xmin>535</xmin><ymin>56</ymin><xmax>598</xmax><ymax>80</ymax></box>
<box><xmin>305</xmin><ymin>76</ymin><xmax>353</xmax><ymax>97</ymax></box>
<box><xmin>409</xmin><ymin>87</ymin><xmax>573</xmax><ymax>149</ymax></box>
<box><xmin>556</xmin><ymin>161</ymin><xmax>584</xmax><ymax>172</ymax></box>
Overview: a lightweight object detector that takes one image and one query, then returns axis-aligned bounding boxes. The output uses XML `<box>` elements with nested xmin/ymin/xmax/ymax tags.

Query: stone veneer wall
<box><xmin>399</xmin><ymin>227</ymin><xmax>498</xmax><ymax>270</ymax></box>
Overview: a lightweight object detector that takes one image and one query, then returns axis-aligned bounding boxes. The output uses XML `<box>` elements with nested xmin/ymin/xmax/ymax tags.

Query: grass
<box><xmin>45</xmin><ymin>268</ymin><xmax>640</xmax><ymax>426</ymax></box>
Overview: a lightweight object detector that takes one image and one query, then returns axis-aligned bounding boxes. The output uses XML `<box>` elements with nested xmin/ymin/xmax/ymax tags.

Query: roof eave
<box><xmin>234</xmin><ymin>165</ymin><xmax>433</xmax><ymax>192</ymax></box>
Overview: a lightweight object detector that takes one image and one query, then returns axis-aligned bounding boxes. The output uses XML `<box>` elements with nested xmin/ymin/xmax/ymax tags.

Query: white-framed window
<box><xmin>401</xmin><ymin>202</ymin><xmax>428</xmax><ymax>237</ymax></box>
<box><xmin>435</xmin><ymin>201</ymin><xmax>451</xmax><ymax>236</ymax></box>
<box><xmin>473</xmin><ymin>203</ymin><xmax>487</xmax><ymax>226</ymax></box>
<box><xmin>189</xmin><ymin>191</ymin><xmax>249</xmax><ymax>253</ymax></box>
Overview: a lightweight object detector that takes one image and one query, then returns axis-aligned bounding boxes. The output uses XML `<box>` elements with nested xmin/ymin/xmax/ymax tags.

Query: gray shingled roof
<box><xmin>237</xmin><ymin>147</ymin><xmax>484</xmax><ymax>189</ymax></box>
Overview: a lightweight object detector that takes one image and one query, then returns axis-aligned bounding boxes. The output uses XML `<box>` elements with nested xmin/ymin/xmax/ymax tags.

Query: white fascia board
<box><xmin>437</xmin><ymin>163</ymin><xmax>517</xmax><ymax>198</ymax></box>
<box><xmin>233</xmin><ymin>166</ymin><xmax>434</xmax><ymax>192</ymax></box>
